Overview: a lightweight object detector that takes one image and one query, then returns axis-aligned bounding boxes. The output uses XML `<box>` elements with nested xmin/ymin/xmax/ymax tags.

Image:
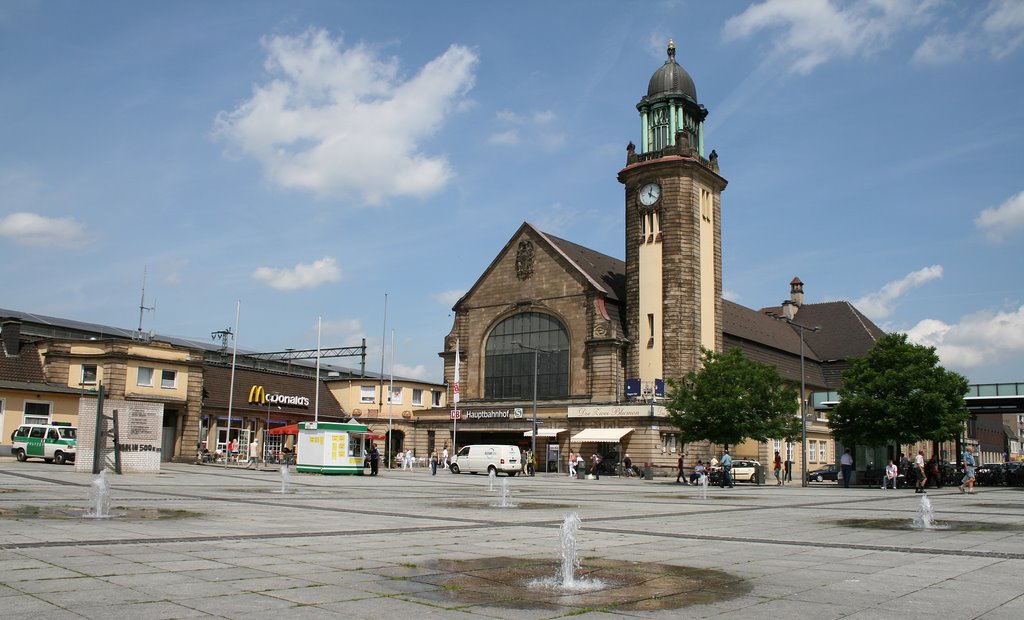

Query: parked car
<box><xmin>807</xmin><ymin>463</ymin><xmax>839</xmax><ymax>483</ymax></box>
<box><xmin>724</xmin><ymin>459</ymin><xmax>761</xmax><ymax>483</ymax></box>
<box><xmin>11</xmin><ymin>423</ymin><xmax>77</xmax><ymax>464</ymax></box>
<box><xmin>449</xmin><ymin>444</ymin><xmax>520</xmax><ymax>476</ymax></box>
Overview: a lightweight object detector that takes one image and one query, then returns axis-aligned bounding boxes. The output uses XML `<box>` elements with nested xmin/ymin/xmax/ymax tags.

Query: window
<box><xmin>24</xmin><ymin>401</ymin><xmax>51</xmax><ymax>425</ymax></box>
<box><xmin>137</xmin><ymin>367</ymin><xmax>154</xmax><ymax>387</ymax></box>
<box><xmin>700</xmin><ymin>188</ymin><xmax>713</xmax><ymax>223</ymax></box>
<box><xmin>647</xmin><ymin>313</ymin><xmax>655</xmax><ymax>347</ymax></box>
<box><xmin>360</xmin><ymin>386</ymin><xmax>376</xmax><ymax>404</ymax></box>
<box><xmin>432</xmin><ymin>391</ymin><xmax>442</xmax><ymax>407</ymax></box>
<box><xmin>483</xmin><ymin>312</ymin><xmax>569</xmax><ymax>400</ymax></box>
<box><xmin>649</xmin><ymin>106</ymin><xmax>669</xmax><ymax>150</ymax></box>
<box><xmin>29</xmin><ymin>426</ymin><xmax>45</xmax><ymax>438</ymax></box>
<box><xmin>661</xmin><ymin>433</ymin><xmax>677</xmax><ymax>453</ymax></box>
<box><xmin>818</xmin><ymin>440</ymin><xmax>827</xmax><ymax>463</ymax></box>
<box><xmin>807</xmin><ymin>440</ymin><xmax>818</xmax><ymax>464</ymax></box>
<box><xmin>160</xmin><ymin>369</ymin><xmax>177</xmax><ymax>389</ymax></box>
<box><xmin>81</xmin><ymin>364</ymin><xmax>97</xmax><ymax>385</ymax></box>
<box><xmin>412</xmin><ymin>389</ymin><xmax>423</xmax><ymax>406</ymax></box>
<box><xmin>388</xmin><ymin>386</ymin><xmax>403</xmax><ymax>405</ymax></box>
<box><xmin>786</xmin><ymin>442</ymin><xmax>794</xmax><ymax>462</ymax></box>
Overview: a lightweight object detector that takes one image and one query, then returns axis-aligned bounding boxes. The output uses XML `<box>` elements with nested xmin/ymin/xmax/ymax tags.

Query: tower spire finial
<box><xmin>667</xmin><ymin>39</ymin><xmax>676</xmax><ymax>62</ymax></box>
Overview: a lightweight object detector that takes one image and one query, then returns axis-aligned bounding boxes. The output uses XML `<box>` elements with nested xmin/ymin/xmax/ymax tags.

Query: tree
<box><xmin>829</xmin><ymin>333</ymin><xmax>969</xmax><ymax>447</ymax></box>
<box><xmin>665</xmin><ymin>347</ymin><xmax>801</xmax><ymax>447</ymax></box>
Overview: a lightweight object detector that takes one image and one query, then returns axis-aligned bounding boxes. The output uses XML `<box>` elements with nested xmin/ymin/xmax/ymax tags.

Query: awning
<box><xmin>570</xmin><ymin>428</ymin><xmax>634</xmax><ymax>443</ymax></box>
<box><xmin>523</xmin><ymin>428</ymin><xmax>567</xmax><ymax>438</ymax></box>
<box><xmin>268</xmin><ymin>424</ymin><xmax>299</xmax><ymax>436</ymax></box>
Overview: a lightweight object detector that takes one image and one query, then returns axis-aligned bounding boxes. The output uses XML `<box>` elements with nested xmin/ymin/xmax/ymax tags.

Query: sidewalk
<box><xmin>1</xmin><ymin>461</ymin><xmax>1022</xmax><ymax>618</ymax></box>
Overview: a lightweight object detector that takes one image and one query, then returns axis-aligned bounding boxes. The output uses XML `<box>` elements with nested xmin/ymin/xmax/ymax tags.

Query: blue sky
<box><xmin>2</xmin><ymin>1</ymin><xmax>1022</xmax><ymax>384</ymax></box>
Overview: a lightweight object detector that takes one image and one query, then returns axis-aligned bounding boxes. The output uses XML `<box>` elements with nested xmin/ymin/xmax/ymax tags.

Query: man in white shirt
<box><xmin>840</xmin><ymin>449</ymin><xmax>854</xmax><ymax>488</ymax></box>
<box><xmin>914</xmin><ymin>450</ymin><xmax>927</xmax><ymax>493</ymax></box>
<box><xmin>882</xmin><ymin>458</ymin><xmax>898</xmax><ymax>489</ymax></box>
<box><xmin>441</xmin><ymin>447</ymin><xmax>449</xmax><ymax>469</ymax></box>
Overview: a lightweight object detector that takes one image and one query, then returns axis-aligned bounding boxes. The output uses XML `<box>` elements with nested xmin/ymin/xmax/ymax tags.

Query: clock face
<box><xmin>638</xmin><ymin>182</ymin><xmax>661</xmax><ymax>206</ymax></box>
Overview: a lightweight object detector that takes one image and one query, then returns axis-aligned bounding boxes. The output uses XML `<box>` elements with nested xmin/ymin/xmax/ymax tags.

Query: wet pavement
<box><xmin>1</xmin><ymin>460</ymin><xmax>1022</xmax><ymax>619</ymax></box>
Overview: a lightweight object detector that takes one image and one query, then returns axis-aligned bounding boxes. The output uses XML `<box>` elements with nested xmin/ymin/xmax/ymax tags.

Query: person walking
<box><xmin>567</xmin><ymin>451</ymin><xmax>576</xmax><ymax>478</ymax></box>
<box><xmin>404</xmin><ymin>449</ymin><xmax>413</xmax><ymax>470</ymax></box>
<box><xmin>441</xmin><ymin>446</ymin><xmax>449</xmax><ymax>470</ymax></box>
<box><xmin>590</xmin><ymin>453</ymin><xmax>602</xmax><ymax>480</ymax></box>
<box><xmin>526</xmin><ymin>450</ymin><xmax>535</xmax><ymax>476</ymax></box>
<box><xmin>369</xmin><ymin>444</ymin><xmax>380</xmax><ymax>476</ymax></box>
<box><xmin>720</xmin><ymin>449</ymin><xmax>733</xmax><ymax>488</ymax></box>
<box><xmin>784</xmin><ymin>457</ymin><xmax>792</xmax><ymax>483</ymax></box>
<box><xmin>840</xmin><ymin>448</ymin><xmax>854</xmax><ymax>488</ymax></box>
<box><xmin>882</xmin><ymin>458</ymin><xmax>898</xmax><ymax>489</ymax></box>
<box><xmin>959</xmin><ymin>445</ymin><xmax>977</xmax><ymax>494</ymax></box>
<box><xmin>914</xmin><ymin>450</ymin><xmax>928</xmax><ymax>493</ymax></box>
<box><xmin>773</xmin><ymin>451</ymin><xmax>783</xmax><ymax>485</ymax></box>
<box><xmin>430</xmin><ymin>449</ymin><xmax>438</xmax><ymax>475</ymax></box>
<box><xmin>675</xmin><ymin>453</ymin><xmax>686</xmax><ymax>484</ymax></box>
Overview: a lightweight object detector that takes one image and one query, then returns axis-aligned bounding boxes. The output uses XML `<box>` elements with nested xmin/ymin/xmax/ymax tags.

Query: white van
<box><xmin>450</xmin><ymin>444</ymin><xmax>521</xmax><ymax>476</ymax></box>
<box><xmin>11</xmin><ymin>423</ymin><xmax>77</xmax><ymax>464</ymax></box>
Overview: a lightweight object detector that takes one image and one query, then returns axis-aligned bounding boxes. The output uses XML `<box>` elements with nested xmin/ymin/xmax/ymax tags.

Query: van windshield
<box><xmin>458</xmin><ymin>446</ymin><xmax>470</xmax><ymax>457</ymax></box>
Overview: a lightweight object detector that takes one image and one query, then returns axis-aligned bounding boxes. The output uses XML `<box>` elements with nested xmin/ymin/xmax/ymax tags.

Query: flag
<box><xmin>453</xmin><ymin>338</ymin><xmax>460</xmax><ymax>404</ymax></box>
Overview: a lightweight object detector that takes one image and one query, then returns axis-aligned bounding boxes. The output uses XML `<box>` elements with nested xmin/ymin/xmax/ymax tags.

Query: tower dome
<box><xmin>646</xmin><ymin>40</ymin><xmax>696</xmax><ymax>102</ymax></box>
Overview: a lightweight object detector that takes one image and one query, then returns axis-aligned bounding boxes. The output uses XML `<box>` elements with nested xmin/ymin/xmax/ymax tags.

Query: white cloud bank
<box><xmin>488</xmin><ymin>109</ymin><xmax>565</xmax><ymax>151</ymax></box>
<box><xmin>975</xmin><ymin>190</ymin><xmax>1024</xmax><ymax>243</ymax></box>
<box><xmin>393</xmin><ymin>362</ymin><xmax>431</xmax><ymax>381</ymax></box>
<box><xmin>0</xmin><ymin>211</ymin><xmax>86</xmax><ymax>247</ymax></box>
<box><xmin>907</xmin><ymin>304</ymin><xmax>1024</xmax><ymax>371</ymax></box>
<box><xmin>215</xmin><ymin>29</ymin><xmax>478</xmax><ymax>204</ymax></box>
<box><xmin>252</xmin><ymin>256</ymin><xmax>341</xmax><ymax>290</ymax></box>
<box><xmin>854</xmin><ymin>265</ymin><xmax>943</xmax><ymax>319</ymax></box>
<box><xmin>723</xmin><ymin>0</ymin><xmax>938</xmax><ymax>74</ymax></box>
<box><xmin>914</xmin><ymin>0</ymin><xmax>1024</xmax><ymax>65</ymax></box>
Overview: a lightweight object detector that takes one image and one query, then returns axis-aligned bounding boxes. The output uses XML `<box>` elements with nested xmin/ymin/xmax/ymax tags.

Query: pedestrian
<box><xmin>690</xmin><ymin>459</ymin><xmax>707</xmax><ymax>484</ymax></box>
<box><xmin>928</xmin><ymin>455</ymin><xmax>941</xmax><ymax>488</ymax></box>
<box><xmin>720</xmin><ymin>449</ymin><xmax>733</xmax><ymax>488</ymax></box>
<box><xmin>370</xmin><ymin>444</ymin><xmax>380</xmax><ymax>476</ymax></box>
<box><xmin>248</xmin><ymin>438</ymin><xmax>260</xmax><ymax>469</ymax></box>
<box><xmin>576</xmin><ymin>453</ymin><xmax>584</xmax><ymax>476</ymax></box>
<box><xmin>773</xmin><ymin>451</ymin><xmax>783</xmax><ymax>485</ymax></box>
<box><xmin>567</xmin><ymin>451</ymin><xmax>576</xmax><ymax>478</ymax></box>
<box><xmin>784</xmin><ymin>458</ymin><xmax>792</xmax><ymax>483</ymax></box>
<box><xmin>960</xmin><ymin>445</ymin><xmax>977</xmax><ymax>494</ymax></box>
<box><xmin>882</xmin><ymin>458</ymin><xmax>898</xmax><ymax>489</ymax></box>
<box><xmin>442</xmin><ymin>446</ymin><xmax>449</xmax><ymax>469</ymax></box>
<box><xmin>526</xmin><ymin>450</ymin><xmax>535</xmax><ymax>476</ymax></box>
<box><xmin>430</xmin><ymin>449</ymin><xmax>438</xmax><ymax>475</ymax></box>
<box><xmin>675</xmin><ymin>453</ymin><xmax>686</xmax><ymax>484</ymax></box>
<box><xmin>404</xmin><ymin>449</ymin><xmax>413</xmax><ymax>470</ymax></box>
<box><xmin>840</xmin><ymin>448</ymin><xmax>854</xmax><ymax>488</ymax></box>
<box><xmin>623</xmin><ymin>453</ymin><xmax>634</xmax><ymax>477</ymax></box>
<box><xmin>914</xmin><ymin>450</ymin><xmax>928</xmax><ymax>493</ymax></box>
<box><xmin>590</xmin><ymin>453</ymin><xmax>602</xmax><ymax>480</ymax></box>
<box><xmin>229</xmin><ymin>437</ymin><xmax>239</xmax><ymax>463</ymax></box>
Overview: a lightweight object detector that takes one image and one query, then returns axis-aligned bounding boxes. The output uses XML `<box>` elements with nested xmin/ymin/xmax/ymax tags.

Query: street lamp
<box><xmin>768</xmin><ymin>313</ymin><xmax>820</xmax><ymax>487</ymax></box>
<box><xmin>513</xmin><ymin>341</ymin><xmax>554</xmax><ymax>476</ymax></box>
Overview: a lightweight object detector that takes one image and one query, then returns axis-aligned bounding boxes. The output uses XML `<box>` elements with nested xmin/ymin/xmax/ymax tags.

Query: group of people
<box><xmin>565</xmin><ymin>451</ymin><xmax>603</xmax><ymax>479</ymax></box>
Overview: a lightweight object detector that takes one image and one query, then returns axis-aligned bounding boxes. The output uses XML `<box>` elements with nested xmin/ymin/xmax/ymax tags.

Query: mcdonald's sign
<box><xmin>248</xmin><ymin>385</ymin><xmax>310</xmax><ymax>408</ymax></box>
<box><xmin>248</xmin><ymin>385</ymin><xmax>267</xmax><ymax>405</ymax></box>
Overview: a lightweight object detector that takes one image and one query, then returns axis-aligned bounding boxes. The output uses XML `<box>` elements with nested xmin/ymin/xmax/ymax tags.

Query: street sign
<box><xmin>450</xmin><ymin>409</ymin><xmax>461</xmax><ymax>420</ymax></box>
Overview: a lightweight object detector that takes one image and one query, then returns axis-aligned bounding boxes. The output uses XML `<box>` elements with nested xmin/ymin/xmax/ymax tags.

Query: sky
<box><xmin>2</xmin><ymin>0</ymin><xmax>1023</xmax><ymax>385</ymax></box>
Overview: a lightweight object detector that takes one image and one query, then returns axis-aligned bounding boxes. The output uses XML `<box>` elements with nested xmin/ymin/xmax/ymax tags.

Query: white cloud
<box><xmin>432</xmin><ymin>289</ymin><xmax>465</xmax><ymax>307</ymax></box>
<box><xmin>724</xmin><ymin>0</ymin><xmax>939</xmax><ymax>74</ymax></box>
<box><xmin>252</xmin><ymin>256</ymin><xmax>341</xmax><ymax>290</ymax></box>
<box><xmin>487</xmin><ymin>129</ymin><xmax>520</xmax><ymax>146</ymax></box>
<box><xmin>393</xmin><ymin>362</ymin><xmax>431</xmax><ymax>380</ymax></box>
<box><xmin>854</xmin><ymin>265</ymin><xmax>944</xmax><ymax>319</ymax></box>
<box><xmin>975</xmin><ymin>190</ymin><xmax>1024</xmax><ymax>243</ymax></box>
<box><xmin>490</xmin><ymin>109</ymin><xmax>563</xmax><ymax>151</ymax></box>
<box><xmin>214</xmin><ymin>29</ymin><xmax>477</xmax><ymax>204</ymax></box>
<box><xmin>319</xmin><ymin>317</ymin><xmax>364</xmax><ymax>345</ymax></box>
<box><xmin>0</xmin><ymin>211</ymin><xmax>86</xmax><ymax>247</ymax></box>
<box><xmin>907</xmin><ymin>304</ymin><xmax>1024</xmax><ymax>370</ymax></box>
<box><xmin>913</xmin><ymin>0</ymin><xmax>1024</xmax><ymax>64</ymax></box>
<box><xmin>723</xmin><ymin>289</ymin><xmax>743</xmax><ymax>303</ymax></box>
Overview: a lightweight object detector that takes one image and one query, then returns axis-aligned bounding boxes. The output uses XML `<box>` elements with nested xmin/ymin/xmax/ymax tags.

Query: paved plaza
<box><xmin>1</xmin><ymin>460</ymin><xmax>1022</xmax><ymax>619</ymax></box>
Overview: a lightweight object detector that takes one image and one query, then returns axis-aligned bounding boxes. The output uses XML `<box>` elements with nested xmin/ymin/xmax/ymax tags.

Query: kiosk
<box><xmin>295</xmin><ymin>421</ymin><xmax>369</xmax><ymax>475</ymax></box>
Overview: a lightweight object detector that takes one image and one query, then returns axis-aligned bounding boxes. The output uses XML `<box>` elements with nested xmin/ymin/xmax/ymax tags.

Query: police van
<box><xmin>11</xmin><ymin>422</ymin><xmax>77</xmax><ymax>464</ymax></box>
<box><xmin>449</xmin><ymin>444</ymin><xmax>521</xmax><ymax>476</ymax></box>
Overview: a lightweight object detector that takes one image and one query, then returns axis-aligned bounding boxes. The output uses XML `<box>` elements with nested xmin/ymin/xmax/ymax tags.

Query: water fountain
<box><xmin>84</xmin><ymin>469</ymin><xmax>112</xmax><ymax>518</ymax></box>
<box><xmin>272</xmin><ymin>465</ymin><xmax>294</xmax><ymax>494</ymax></box>
<box><xmin>911</xmin><ymin>494</ymin><xmax>938</xmax><ymax>529</ymax></box>
<box><xmin>557</xmin><ymin>511</ymin><xmax>582</xmax><ymax>588</ymax></box>
<box><xmin>700</xmin><ymin>473</ymin><xmax>710</xmax><ymax>500</ymax></box>
<box><xmin>488</xmin><ymin>469</ymin><xmax>496</xmax><ymax>491</ymax></box>
<box><xmin>492</xmin><ymin>477</ymin><xmax>516</xmax><ymax>508</ymax></box>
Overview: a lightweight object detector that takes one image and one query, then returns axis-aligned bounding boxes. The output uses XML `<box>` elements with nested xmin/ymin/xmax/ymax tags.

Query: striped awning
<box><xmin>570</xmin><ymin>428</ymin><xmax>634</xmax><ymax>443</ymax></box>
<box><xmin>523</xmin><ymin>428</ymin><xmax>567</xmax><ymax>438</ymax></box>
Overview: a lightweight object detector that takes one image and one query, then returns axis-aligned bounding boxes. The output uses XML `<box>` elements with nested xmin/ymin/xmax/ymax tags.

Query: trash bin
<box><xmin>643</xmin><ymin>465</ymin><xmax>654</xmax><ymax>480</ymax></box>
<box><xmin>757</xmin><ymin>465</ymin><xmax>767</xmax><ymax>485</ymax></box>
<box><xmin>577</xmin><ymin>467</ymin><xmax>585</xmax><ymax>480</ymax></box>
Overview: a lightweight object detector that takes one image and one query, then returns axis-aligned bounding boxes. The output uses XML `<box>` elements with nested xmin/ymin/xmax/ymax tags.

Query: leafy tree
<box><xmin>830</xmin><ymin>333</ymin><xmax>969</xmax><ymax>447</ymax></box>
<box><xmin>665</xmin><ymin>347</ymin><xmax>801</xmax><ymax>447</ymax></box>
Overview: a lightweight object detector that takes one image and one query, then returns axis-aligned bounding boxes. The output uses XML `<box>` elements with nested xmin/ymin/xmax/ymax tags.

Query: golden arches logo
<box><xmin>248</xmin><ymin>385</ymin><xmax>266</xmax><ymax>405</ymax></box>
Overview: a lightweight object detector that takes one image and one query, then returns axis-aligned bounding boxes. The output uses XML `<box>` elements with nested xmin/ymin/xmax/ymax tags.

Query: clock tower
<box><xmin>618</xmin><ymin>39</ymin><xmax>727</xmax><ymax>396</ymax></box>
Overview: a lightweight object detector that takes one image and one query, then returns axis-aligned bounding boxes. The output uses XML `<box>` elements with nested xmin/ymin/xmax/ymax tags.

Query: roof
<box><xmin>539</xmin><ymin>229</ymin><xmax>626</xmax><ymax>302</ymax></box>
<box><xmin>646</xmin><ymin>40</ymin><xmax>696</xmax><ymax>102</ymax></box>
<box><xmin>787</xmin><ymin>302</ymin><xmax>885</xmax><ymax>361</ymax></box>
<box><xmin>202</xmin><ymin>365</ymin><xmax>346</xmax><ymax>419</ymax></box>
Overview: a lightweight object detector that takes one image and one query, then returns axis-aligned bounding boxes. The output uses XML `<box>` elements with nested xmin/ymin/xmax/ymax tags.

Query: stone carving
<box><xmin>515</xmin><ymin>240</ymin><xmax>535</xmax><ymax>280</ymax></box>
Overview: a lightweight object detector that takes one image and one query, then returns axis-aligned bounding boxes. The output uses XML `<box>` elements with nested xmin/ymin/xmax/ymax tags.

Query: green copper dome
<box><xmin>646</xmin><ymin>40</ymin><xmax>696</xmax><ymax>102</ymax></box>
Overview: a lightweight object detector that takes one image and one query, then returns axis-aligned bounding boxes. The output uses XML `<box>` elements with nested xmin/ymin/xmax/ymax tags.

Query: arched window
<box><xmin>484</xmin><ymin>312</ymin><xmax>569</xmax><ymax>400</ymax></box>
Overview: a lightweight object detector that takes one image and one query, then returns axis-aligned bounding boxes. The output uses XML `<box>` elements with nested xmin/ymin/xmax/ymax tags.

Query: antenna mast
<box><xmin>137</xmin><ymin>268</ymin><xmax>156</xmax><ymax>339</ymax></box>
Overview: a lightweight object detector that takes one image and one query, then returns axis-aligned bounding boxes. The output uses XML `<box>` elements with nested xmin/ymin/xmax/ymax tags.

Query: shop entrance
<box><xmin>453</xmin><ymin>431</ymin><xmax>529</xmax><ymax>451</ymax></box>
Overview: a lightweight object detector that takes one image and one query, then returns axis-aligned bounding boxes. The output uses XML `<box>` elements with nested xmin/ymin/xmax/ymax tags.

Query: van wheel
<box><xmin>449</xmin><ymin>464</ymin><xmax>460</xmax><ymax>474</ymax></box>
<box><xmin>15</xmin><ymin>449</ymin><xmax>27</xmax><ymax>462</ymax></box>
<box><xmin>488</xmin><ymin>466</ymin><xmax>497</xmax><ymax>477</ymax></box>
<box><xmin>54</xmin><ymin>452</ymin><xmax>66</xmax><ymax>465</ymax></box>
<box><xmin>508</xmin><ymin>471</ymin><xmax>517</xmax><ymax>477</ymax></box>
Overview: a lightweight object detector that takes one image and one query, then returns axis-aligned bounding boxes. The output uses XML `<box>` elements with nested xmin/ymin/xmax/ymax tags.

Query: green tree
<box><xmin>665</xmin><ymin>347</ymin><xmax>801</xmax><ymax>447</ymax></box>
<box><xmin>829</xmin><ymin>333</ymin><xmax>969</xmax><ymax>447</ymax></box>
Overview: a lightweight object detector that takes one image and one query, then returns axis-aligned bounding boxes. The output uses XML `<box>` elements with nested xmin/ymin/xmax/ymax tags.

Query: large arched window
<box><xmin>484</xmin><ymin>312</ymin><xmax>569</xmax><ymax>400</ymax></box>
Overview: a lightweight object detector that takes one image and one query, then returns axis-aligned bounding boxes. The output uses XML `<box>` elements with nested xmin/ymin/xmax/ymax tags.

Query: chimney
<box><xmin>781</xmin><ymin>300</ymin><xmax>797</xmax><ymax>320</ymax></box>
<box><xmin>2</xmin><ymin>318</ymin><xmax>22</xmax><ymax>357</ymax></box>
<box><xmin>790</xmin><ymin>277</ymin><xmax>804</xmax><ymax>306</ymax></box>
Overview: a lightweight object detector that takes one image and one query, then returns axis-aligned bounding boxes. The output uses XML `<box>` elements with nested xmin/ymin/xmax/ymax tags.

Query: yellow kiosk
<box><xmin>295</xmin><ymin>421</ymin><xmax>368</xmax><ymax>475</ymax></box>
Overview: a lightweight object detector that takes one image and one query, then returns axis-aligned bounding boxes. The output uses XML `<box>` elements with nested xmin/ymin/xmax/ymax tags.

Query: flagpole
<box><xmin>379</xmin><ymin>293</ymin><xmax>388</xmax><ymax>468</ymax></box>
<box><xmin>453</xmin><ymin>338</ymin><xmax>460</xmax><ymax>453</ymax></box>
<box><xmin>389</xmin><ymin>329</ymin><xmax>394</xmax><ymax>468</ymax></box>
<box><xmin>224</xmin><ymin>300</ymin><xmax>240</xmax><ymax>468</ymax></box>
<box><xmin>314</xmin><ymin>315</ymin><xmax>321</xmax><ymax>423</ymax></box>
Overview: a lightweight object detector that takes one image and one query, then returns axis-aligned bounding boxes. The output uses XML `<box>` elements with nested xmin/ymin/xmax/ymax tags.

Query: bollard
<box><xmin>643</xmin><ymin>464</ymin><xmax>654</xmax><ymax>480</ymax></box>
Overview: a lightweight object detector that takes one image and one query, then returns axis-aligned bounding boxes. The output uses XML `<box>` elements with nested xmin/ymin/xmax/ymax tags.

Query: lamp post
<box><xmin>790</xmin><ymin>320</ymin><xmax>820</xmax><ymax>487</ymax></box>
<box><xmin>513</xmin><ymin>341</ymin><xmax>553</xmax><ymax>476</ymax></box>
